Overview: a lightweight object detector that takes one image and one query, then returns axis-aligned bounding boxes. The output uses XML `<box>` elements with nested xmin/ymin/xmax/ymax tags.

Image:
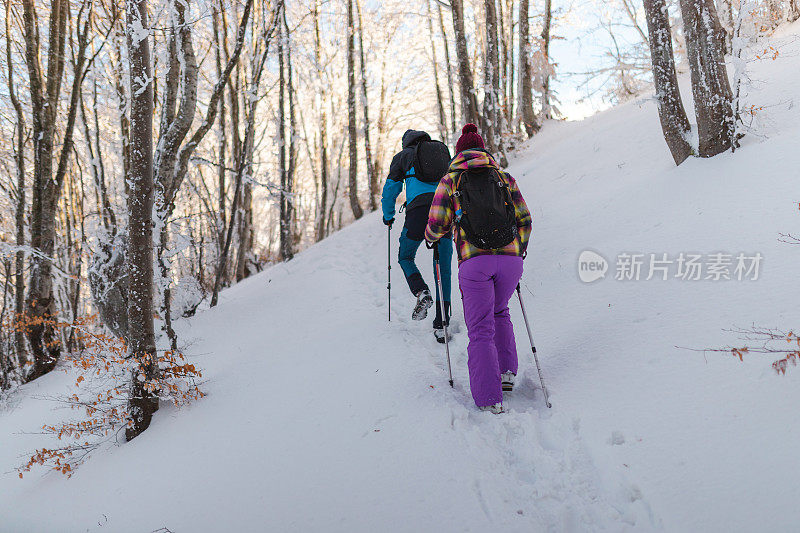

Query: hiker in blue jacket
<box><xmin>382</xmin><ymin>130</ymin><xmax>453</xmax><ymax>342</ymax></box>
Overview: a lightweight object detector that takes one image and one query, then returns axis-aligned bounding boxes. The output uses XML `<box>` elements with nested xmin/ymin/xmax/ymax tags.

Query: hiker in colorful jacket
<box><xmin>382</xmin><ymin>130</ymin><xmax>453</xmax><ymax>340</ymax></box>
<box><xmin>425</xmin><ymin>124</ymin><xmax>533</xmax><ymax>413</ymax></box>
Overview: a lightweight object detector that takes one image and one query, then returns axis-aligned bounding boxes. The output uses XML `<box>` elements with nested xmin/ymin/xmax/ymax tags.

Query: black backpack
<box><xmin>414</xmin><ymin>140</ymin><xmax>452</xmax><ymax>183</ymax></box>
<box><xmin>453</xmin><ymin>169</ymin><xmax>518</xmax><ymax>250</ymax></box>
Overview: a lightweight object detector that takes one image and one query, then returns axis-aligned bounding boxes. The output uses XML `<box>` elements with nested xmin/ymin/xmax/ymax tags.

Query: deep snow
<box><xmin>3</xmin><ymin>24</ymin><xmax>800</xmax><ymax>533</ymax></box>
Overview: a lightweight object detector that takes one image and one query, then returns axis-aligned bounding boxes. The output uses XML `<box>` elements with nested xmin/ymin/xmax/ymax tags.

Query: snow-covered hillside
<box><xmin>3</xmin><ymin>24</ymin><xmax>800</xmax><ymax>533</ymax></box>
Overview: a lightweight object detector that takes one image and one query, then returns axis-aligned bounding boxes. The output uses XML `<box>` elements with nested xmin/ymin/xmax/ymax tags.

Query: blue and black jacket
<box><xmin>381</xmin><ymin>130</ymin><xmax>440</xmax><ymax>223</ymax></box>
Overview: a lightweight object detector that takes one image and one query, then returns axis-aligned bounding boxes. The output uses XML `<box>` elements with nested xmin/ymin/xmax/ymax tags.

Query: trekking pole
<box><xmin>433</xmin><ymin>243</ymin><xmax>454</xmax><ymax>388</ymax></box>
<box><xmin>387</xmin><ymin>224</ymin><xmax>392</xmax><ymax>322</ymax></box>
<box><xmin>515</xmin><ymin>284</ymin><xmax>551</xmax><ymax>408</ymax></box>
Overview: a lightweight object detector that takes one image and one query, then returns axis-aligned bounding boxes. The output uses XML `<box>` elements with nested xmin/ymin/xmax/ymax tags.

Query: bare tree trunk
<box><xmin>497</xmin><ymin>0</ymin><xmax>509</xmax><ymax>124</ymax></box>
<box><xmin>234</xmin><ymin>20</ymin><xmax>257</xmax><ymax>281</ymax></box>
<box><xmin>223</xmin><ymin>3</ymin><xmax>241</xmax><ymax>282</ymax></box>
<box><xmin>212</xmin><ymin>1</ymin><xmax>228</xmax><ymax>252</ymax></box>
<box><xmin>22</xmin><ymin>0</ymin><xmax>65</xmax><ymax>379</ymax></box>
<box><xmin>278</xmin><ymin>15</ymin><xmax>293</xmax><ymax>260</ymax></box>
<box><xmin>235</xmin><ymin>183</ymin><xmax>254</xmax><ymax>279</ymax></box>
<box><xmin>234</xmin><ymin>85</ymin><xmax>254</xmax><ymax>282</ymax></box>
<box><xmin>483</xmin><ymin>0</ymin><xmax>507</xmax><ymax>163</ymax></box>
<box><xmin>347</xmin><ymin>0</ymin><xmax>364</xmax><ymax>219</ymax></box>
<box><xmin>438</xmin><ymin>4</ymin><xmax>458</xmax><ymax>135</ymax></box>
<box><xmin>235</xmin><ymin>4</ymin><xmax>260</xmax><ymax>281</ymax></box>
<box><xmin>355</xmin><ymin>0</ymin><xmax>378</xmax><ymax>211</ymax></box>
<box><xmin>154</xmin><ymin>0</ymin><xmax>199</xmax><ymax>352</ymax></box>
<box><xmin>680</xmin><ymin>0</ymin><xmax>734</xmax><ymax>157</ymax></box>
<box><xmin>286</xmin><ymin>11</ymin><xmax>298</xmax><ymax>252</ymax></box>
<box><xmin>1</xmin><ymin>260</ymin><xmax>12</xmax><ymax>387</ymax></box>
<box><xmin>427</xmin><ymin>0</ymin><xmax>448</xmax><ymax>140</ymax></box>
<box><xmin>111</xmin><ymin>1</ymin><xmax>131</xmax><ymax>187</ymax></box>
<box><xmin>314</xmin><ymin>0</ymin><xmax>328</xmax><ymax>242</ymax></box>
<box><xmin>22</xmin><ymin>0</ymin><xmax>92</xmax><ymax>380</ymax></box>
<box><xmin>227</xmin><ymin>64</ymin><xmax>242</xmax><ymax>285</ymax></box>
<box><xmin>63</xmin><ymin>163</ymin><xmax>85</xmax><ymax>353</ymax></box>
<box><xmin>451</xmin><ymin>0</ymin><xmax>481</xmax><ymax>127</ymax></box>
<box><xmin>644</xmin><ymin>0</ymin><xmax>693</xmax><ymax>165</ymax></box>
<box><xmin>483</xmin><ymin>0</ymin><xmax>498</xmax><ymax>149</ymax></box>
<box><xmin>541</xmin><ymin>0</ymin><xmax>553</xmax><ymax>120</ymax></box>
<box><xmin>6</xmin><ymin>0</ymin><xmax>27</xmax><ymax>365</ymax></box>
<box><xmin>375</xmin><ymin>61</ymin><xmax>389</xmax><ymax>183</ymax></box>
<box><xmin>506</xmin><ymin>0</ymin><xmax>516</xmax><ymax>126</ymax></box>
<box><xmin>125</xmin><ymin>0</ymin><xmax>158</xmax><ymax>442</ymax></box>
<box><xmin>518</xmin><ymin>0</ymin><xmax>538</xmax><ymax>136</ymax></box>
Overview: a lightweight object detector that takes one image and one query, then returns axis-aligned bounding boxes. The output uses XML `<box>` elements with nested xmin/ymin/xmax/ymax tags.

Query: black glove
<box><xmin>383</xmin><ymin>217</ymin><xmax>395</xmax><ymax>227</ymax></box>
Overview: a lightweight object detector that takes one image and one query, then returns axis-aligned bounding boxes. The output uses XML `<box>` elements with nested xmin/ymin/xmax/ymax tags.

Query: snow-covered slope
<box><xmin>3</xmin><ymin>24</ymin><xmax>800</xmax><ymax>533</ymax></box>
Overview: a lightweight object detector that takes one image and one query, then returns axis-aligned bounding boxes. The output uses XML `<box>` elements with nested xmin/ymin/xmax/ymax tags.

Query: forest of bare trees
<box><xmin>2</xmin><ymin>0</ymin><xmax>795</xmax><ymax>437</ymax></box>
<box><xmin>0</xmin><ymin>0</ymin><xmax>557</xmax><ymax>436</ymax></box>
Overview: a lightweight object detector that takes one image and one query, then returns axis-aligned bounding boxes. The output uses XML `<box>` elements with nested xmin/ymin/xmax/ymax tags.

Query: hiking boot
<box><xmin>433</xmin><ymin>328</ymin><xmax>453</xmax><ymax>344</ymax></box>
<box><xmin>432</xmin><ymin>301</ymin><xmax>451</xmax><ymax>330</ymax></box>
<box><xmin>412</xmin><ymin>289</ymin><xmax>433</xmax><ymax>321</ymax></box>
<box><xmin>501</xmin><ymin>372</ymin><xmax>515</xmax><ymax>392</ymax></box>
<box><xmin>478</xmin><ymin>403</ymin><xmax>505</xmax><ymax>414</ymax></box>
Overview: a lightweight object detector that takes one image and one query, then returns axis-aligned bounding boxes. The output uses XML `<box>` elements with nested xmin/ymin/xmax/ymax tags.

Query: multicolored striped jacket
<box><xmin>424</xmin><ymin>149</ymin><xmax>532</xmax><ymax>263</ymax></box>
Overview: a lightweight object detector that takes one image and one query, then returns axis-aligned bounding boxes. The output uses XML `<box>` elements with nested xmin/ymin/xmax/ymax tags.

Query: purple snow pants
<box><xmin>458</xmin><ymin>254</ymin><xmax>524</xmax><ymax>407</ymax></box>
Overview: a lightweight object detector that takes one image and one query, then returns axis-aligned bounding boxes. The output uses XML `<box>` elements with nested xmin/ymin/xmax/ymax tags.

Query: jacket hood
<box><xmin>402</xmin><ymin>129</ymin><xmax>431</xmax><ymax>149</ymax></box>
<box><xmin>449</xmin><ymin>149</ymin><xmax>500</xmax><ymax>172</ymax></box>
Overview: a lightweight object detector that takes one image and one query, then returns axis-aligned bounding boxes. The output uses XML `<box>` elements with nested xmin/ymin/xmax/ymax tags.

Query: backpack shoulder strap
<box><xmin>454</xmin><ymin>171</ymin><xmax>467</xmax><ymax>193</ymax></box>
<box><xmin>492</xmin><ymin>169</ymin><xmax>509</xmax><ymax>186</ymax></box>
<box><xmin>494</xmin><ymin>169</ymin><xmax>516</xmax><ymax>216</ymax></box>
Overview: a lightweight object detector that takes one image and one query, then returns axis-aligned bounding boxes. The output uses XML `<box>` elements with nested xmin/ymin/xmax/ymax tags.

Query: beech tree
<box><xmin>6</xmin><ymin>0</ymin><xmax>26</xmax><ymax>365</ymax></box>
<box><xmin>644</xmin><ymin>0</ymin><xmax>693</xmax><ymax>164</ymax></box>
<box><xmin>125</xmin><ymin>0</ymin><xmax>158</xmax><ymax>441</ymax></box>
<box><xmin>643</xmin><ymin>0</ymin><xmax>736</xmax><ymax>161</ymax></box>
<box><xmin>518</xmin><ymin>0</ymin><xmax>540</xmax><ymax>137</ymax></box>
<box><xmin>347</xmin><ymin>0</ymin><xmax>364</xmax><ymax>220</ymax></box>
<box><xmin>483</xmin><ymin>0</ymin><xmax>503</xmax><ymax>153</ymax></box>
<box><xmin>21</xmin><ymin>0</ymin><xmax>96</xmax><ymax>380</ymax></box>
<box><xmin>278</xmin><ymin>8</ymin><xmax>296</xmax><ymax>261</ymax></box>
<box><xmin>541</xmin><ymin>0</ymin><xmax>554</xmax><ymax>120</ymax></box>
<box><xmin>313</xmin><ymin>0</ymin><xmax>329</xmax><ymax>242</ymax></box>
<box><xmin>356</xmin><ymin>0</ymin><xmax>378</xmax><ymax>211</ymax></box>
<box><xmin>680</xmin><ymin>0</ymin><xmax>735</xmax><ymax>157</ymax></box>
<box><xmin>427</xmin><ymin>0</ymin><xmax>449</xmax><ymax>140</ymax></box>
<box><xmin>438</xmin><ymin>3</ymin><xmax>458</xmax><ymax>135</ymax></box>
<box><xmin>450</xmin><ymin>0</ymin><xmax>482</xmax><ymax>127</ymax></box>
